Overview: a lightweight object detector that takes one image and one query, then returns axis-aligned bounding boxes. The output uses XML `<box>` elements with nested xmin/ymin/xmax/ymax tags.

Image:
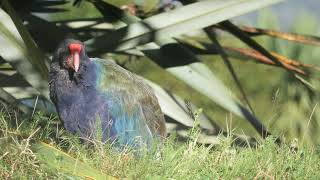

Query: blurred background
<box><xmin>232</xmin><ymin>0</ymin><xmax>320</xmax><ymax>145</ymax></box>
<box><xmin>236</xmin><ymin>0</ymin><xmax>320</xmax><ymax>30</ymax></box>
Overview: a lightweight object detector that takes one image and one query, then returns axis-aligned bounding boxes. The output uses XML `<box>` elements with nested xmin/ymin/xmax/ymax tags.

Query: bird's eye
<box><xmin>57</xmin><ymin>48</ymin><xmax>68</xmax><ymax>59</ymax></box>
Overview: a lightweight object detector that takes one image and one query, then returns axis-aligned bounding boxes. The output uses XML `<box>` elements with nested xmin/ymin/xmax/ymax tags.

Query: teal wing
<box><xmin>91</xmin><ymin>58</ymin><xmax>166</xmax><ymax>149</ymax></box>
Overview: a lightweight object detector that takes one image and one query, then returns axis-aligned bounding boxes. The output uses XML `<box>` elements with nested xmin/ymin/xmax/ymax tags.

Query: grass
<box><xmin>1</xmin><ymin>109</ymin><xmax>320</xmax><ymax>179</ymax></box>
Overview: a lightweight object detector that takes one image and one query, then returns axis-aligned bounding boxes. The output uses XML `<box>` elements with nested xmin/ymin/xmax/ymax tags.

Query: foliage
<box><xmin>1</xmin><ymin>0</ymin><xmax>320</xmax><ymax>177</ymax></box>
<box><xmin>1</xmin><ymin>112</ymin><xmax>320</xmax><ymax>179</ymax></box>
<box><xmin>0</xmin><ymin>0</ymin><xmax>294</xmax><ymax>140</ymax></box>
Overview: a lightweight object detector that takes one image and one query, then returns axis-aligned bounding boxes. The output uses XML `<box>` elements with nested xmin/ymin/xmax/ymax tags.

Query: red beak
<box><xmin>68</xmin><ymin>43</ymin><xmax>82</xmax><ymax>72</ymax></box>
<box><xmin>73</xmin><ymin>52</ymin><xmax>80</xmax><ymax>72</ymax></box>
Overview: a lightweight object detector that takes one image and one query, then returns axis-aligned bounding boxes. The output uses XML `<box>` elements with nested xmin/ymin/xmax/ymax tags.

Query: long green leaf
<box><xmin>2</xmin><ymin>0</ymin><xmax>49</xmax><ymax>77</ymax></box>
<box><xmin>146</xmin><ymin>80</ymin><xmax>215</xmax><ymax>131</ymax></box>
<box><xmin>0</xmin><ymin>88</ymin><xmax>29</xmax><ymax>113</ymax></box>
<box><xmin>85</xmin><ymin>0</ymin><xmax>283</xmax><ymax>53</ymax></box>
<box><xmin>147</xmin><ymin>80</ymin><xmax>196</xmax><ymax>128</ymax></box>
<box><xmin>0</xmin><ymin>4</ymin><xmax>49</xmax><ymax>99</ymax></box>
<box><xmin>132</xmin><ymin>39</ymin><xmax>272</xmax><ymax>137</ymax></box>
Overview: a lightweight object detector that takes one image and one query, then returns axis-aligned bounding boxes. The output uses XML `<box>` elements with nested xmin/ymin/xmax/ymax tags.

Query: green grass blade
<box><xmin>31</xmin><ymin>142</ymin><xmax>117</xmax><ymax>180</ymax></box>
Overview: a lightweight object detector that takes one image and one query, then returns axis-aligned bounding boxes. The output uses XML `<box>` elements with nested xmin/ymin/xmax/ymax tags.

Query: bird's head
<box><xmin>53</xmin><ymin>39</ymin><xmax>87</xmax><ymax>73</ymax></box>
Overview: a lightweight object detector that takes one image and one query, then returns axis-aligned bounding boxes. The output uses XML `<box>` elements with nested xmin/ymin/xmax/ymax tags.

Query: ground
<box><xmin>0</xmin><ymin>111</ymin><xmax>319</xmax><ymax>179</ymax></box>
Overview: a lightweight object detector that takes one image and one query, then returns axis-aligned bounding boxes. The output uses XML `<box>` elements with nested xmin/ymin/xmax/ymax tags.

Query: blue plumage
<box><xmin>49</xmin><ymin>39</ymin><xmax>166</xmax><ymax>150</ymax></box>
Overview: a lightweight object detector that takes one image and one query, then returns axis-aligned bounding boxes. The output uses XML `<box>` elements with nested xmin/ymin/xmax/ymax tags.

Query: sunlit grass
<box><xmin>0</xmin><ymin>110</ymin><xmax>319</xmax><ymax>179</ymax></box>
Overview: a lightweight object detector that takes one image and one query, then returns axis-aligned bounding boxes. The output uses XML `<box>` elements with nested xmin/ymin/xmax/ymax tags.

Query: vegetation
<box><xmin>1</xmin><ymin>0</ymin><xmax>320</xmax><ymax>179</ymax></box>
<box><xmin>1</xmin><ymin>111</ymin><xmax>320</xmax><ymax>179</ymax></box>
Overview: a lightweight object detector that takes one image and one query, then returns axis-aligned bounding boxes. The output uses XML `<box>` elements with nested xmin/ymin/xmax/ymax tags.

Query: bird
<box><xmin>120</xmin><ymin>0</ymin><xmax>183</xmax><ymax>18</ymax></box>
<box><xmin>49</xmin><ymin>39</ymin><xmax>166</xmax><ymax>151</ymax></box>
<box><xmin>73</xmin><ymin>0</ymin><xmax>182</xmax><ymax>18</ymax></box>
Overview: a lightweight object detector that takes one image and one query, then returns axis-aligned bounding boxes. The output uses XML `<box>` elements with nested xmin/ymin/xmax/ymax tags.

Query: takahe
<box><xmin>49</xmin><ymin>39</ymin><xmax>166</xmax><ymax>150</ymax></box>
<box><xmin>121</xmin><ymin>0</ymin><xmax>182</xmax><ymax>17</ymax></box>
